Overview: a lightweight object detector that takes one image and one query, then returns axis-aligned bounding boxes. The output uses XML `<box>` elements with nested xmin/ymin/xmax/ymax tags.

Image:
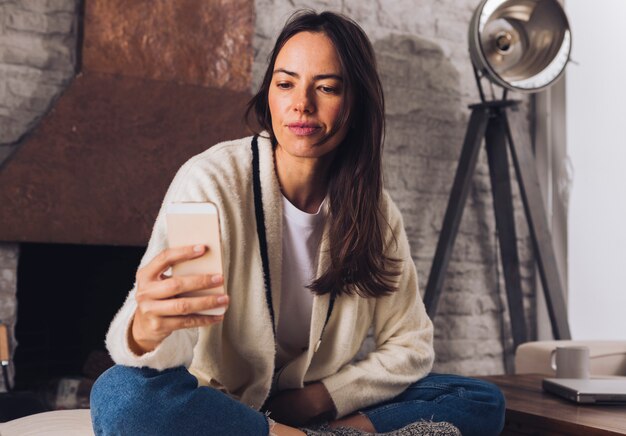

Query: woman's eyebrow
<box><xmin>273</xmin><ymin>68</ymin><xmax>343</xmax><ymax>81</ymax></box>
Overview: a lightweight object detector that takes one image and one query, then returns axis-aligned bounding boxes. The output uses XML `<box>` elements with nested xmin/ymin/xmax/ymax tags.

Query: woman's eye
<box><xmin>276</xmin><ymin>82</ymin><xmax>292</xmax><ymax>89</ymax></box>
<box><xmin>320</xmin><ymin>86</ymin><xmax>337</xmax><ymax>94</ymax></box>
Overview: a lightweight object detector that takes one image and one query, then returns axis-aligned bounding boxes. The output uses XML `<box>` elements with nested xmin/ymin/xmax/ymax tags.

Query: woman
<box><xmin>91</xmin><ymin>11</ymin><xmax>505</xmax><ymax>436</ymax></box>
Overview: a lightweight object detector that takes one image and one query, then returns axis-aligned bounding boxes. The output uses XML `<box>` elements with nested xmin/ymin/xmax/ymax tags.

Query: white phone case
<box><xmin>166</xmin><ymin>202</ymin><xmax>225</xmax><ymax>315</ymax></box>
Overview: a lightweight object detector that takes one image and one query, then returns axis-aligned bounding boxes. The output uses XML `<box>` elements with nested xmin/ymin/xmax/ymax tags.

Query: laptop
<box><xmin>543</xmin><ymin>378</ymin><xmax>626</xmax><ymax>404</ymax></box>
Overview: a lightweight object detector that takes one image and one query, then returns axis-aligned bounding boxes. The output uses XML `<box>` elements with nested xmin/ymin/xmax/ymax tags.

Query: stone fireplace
<box><xmin>1</xmin><ymin>0</ymin><xmax>538</xmax><ymax>396</ymax></box>
<box><xmin>0</xmin><ymin>0</ymin><xmax>254</xmax><ymax>393</ymax></box>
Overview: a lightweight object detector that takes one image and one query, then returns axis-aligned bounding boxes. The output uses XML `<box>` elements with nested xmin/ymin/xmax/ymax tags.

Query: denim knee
<box><xmin>90</xmin><ymin>365</ymin><xmax>196</xmax><ymax>436</ymax></box>
<box><xmin>467</xmin><ymin>378</ymin><xmax>506</xmax><ymax>434</ymax></box>
<box><xmin>90</xmin><ymin>365</ymin><xmax>127</xmax><ymax>435</ymax></box>
<box><xmin>90</xmin><ymin>365</ymin><xmax>269</xmax><ymax>436</ymax></box>
<box><xmin>473</xmin><ymin>378</ymin><xmax>505</xmax><ymax>410</ymax></box>
<box><xmin>430</xmin><ymin>375</ymin><xmax>505</xmax><ymax>436</ymax></box>
<box><xmin>90</xmin><ymin>365</ymin><xmax>151</xmax><ymax>435</ymax></box>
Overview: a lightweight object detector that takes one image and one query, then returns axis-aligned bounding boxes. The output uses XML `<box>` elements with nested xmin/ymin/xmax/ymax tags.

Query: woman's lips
<box><xmin>288</xmin><ymin>123</ymin><xmax>321</xmax><ymax>136</ymax></box>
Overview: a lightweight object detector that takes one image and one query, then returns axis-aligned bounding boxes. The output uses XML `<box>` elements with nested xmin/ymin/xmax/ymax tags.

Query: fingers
<box><xmin>150</xmin><ymin>314</ymin><xmax>225</xmax><ymax>334</ymax></box>
<box><xmin>141</xmin><ymin>273</ymin><xmax>224</xmax><ymax>300</ymax></box>
<box><xmin>139</xmin><ymin>294</ymin><xmax>230</xmax><ymax>317</ymax></box>
<box><xmin>132</xmin><ymin>246</ymin><xmax>227</xmax><ymax>345</ymax></box>
<box><xmin>138</xmin><ymin>245</ymin><xmax>207</xmax><ymax>282</ymax></box>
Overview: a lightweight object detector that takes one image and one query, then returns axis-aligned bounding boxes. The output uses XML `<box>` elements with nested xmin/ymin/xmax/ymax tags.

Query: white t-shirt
<box><xmin>275</xmin><ymin>194</ymin><xmax>326</xmax><ymax>368</ymax></box>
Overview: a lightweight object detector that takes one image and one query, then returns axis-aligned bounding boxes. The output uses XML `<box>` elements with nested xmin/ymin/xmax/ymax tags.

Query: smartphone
<box><xmin>166</xmin><ymin>202</ymin><xmax>225</xmax><ymax>315</ymax></box>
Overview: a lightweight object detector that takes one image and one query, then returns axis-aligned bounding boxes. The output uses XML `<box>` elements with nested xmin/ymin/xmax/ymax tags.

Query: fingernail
<box><xmin>212</xmin><ymin>274</ymin><xmax>223</xmax><ymax>283</ymax></box>
<box><xmin>217</xmin><ymin>295</ymin><xmax>228</xmax><ymax>304</ymax></box>
<box><xmin>193</xmin><ymin>245</ymin><xmax>205</xmax><ymax>253</ymax></box>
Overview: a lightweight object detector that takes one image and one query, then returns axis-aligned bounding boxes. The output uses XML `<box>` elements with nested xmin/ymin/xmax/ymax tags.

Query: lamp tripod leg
<box><xmin>424</xmin><ymin>106</ymin><xmax>490</xmax><ymax>317</ymax></box>
<box><xmin>504</xmin><ymin>116</ymin><xmax>571</xmax><ymax>339</ymax></box>
<box><xmin>485</xmin><ymin>110</ymin><xmax>528</xmax><ymax>349</ymax></box>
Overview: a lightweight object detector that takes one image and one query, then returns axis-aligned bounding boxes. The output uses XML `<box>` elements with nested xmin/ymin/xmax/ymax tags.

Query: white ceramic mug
<box><xmin>550</xmin><ymin>346</ymin><xmax>590</xmax><ymax>379</ymax></box>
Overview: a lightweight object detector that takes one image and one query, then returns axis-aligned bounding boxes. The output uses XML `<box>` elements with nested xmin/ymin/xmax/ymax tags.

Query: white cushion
<box><xmin>0</xmin><ymin>409</ymin><xmax>94</xmax><ymax>436</ymax></box>
<box><xmin>515</xmin><ymin>340</ymin><xmax>626</xmax><ymax>376</ymax></box>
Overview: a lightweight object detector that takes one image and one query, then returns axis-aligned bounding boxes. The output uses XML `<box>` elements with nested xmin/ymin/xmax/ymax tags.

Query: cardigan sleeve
<box><xmin>320</xmin><ymin>195</ymin><xmax>435</xmax><ymax>417</ymax></box>
<box><xmin>105</xmin><ymin>289</ymin><xmax>198</xmax><ymax>370</ymax></box>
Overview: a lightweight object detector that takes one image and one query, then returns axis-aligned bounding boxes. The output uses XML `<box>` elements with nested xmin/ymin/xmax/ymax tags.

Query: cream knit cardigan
<box><xmin>106</xmin><ymin>134</ymin><xmax>434</xmax><ymax>418</ymax></box>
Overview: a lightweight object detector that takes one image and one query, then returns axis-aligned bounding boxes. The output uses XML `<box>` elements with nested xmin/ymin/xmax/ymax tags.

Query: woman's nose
<box><xmin>293</xmin><ymin>90</ymin><xmax>314</xmax><ymax>113</ymax></box>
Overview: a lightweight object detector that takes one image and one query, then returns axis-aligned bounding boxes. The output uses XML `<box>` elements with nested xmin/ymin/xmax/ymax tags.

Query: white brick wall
<box><xmin>0</xmin><ymin>0</ymin><xmax>76</xmax><ymax>148</ymax></box>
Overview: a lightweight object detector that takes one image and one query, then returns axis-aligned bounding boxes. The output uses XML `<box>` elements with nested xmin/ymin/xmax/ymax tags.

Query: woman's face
<box><xmin>268</xmin><ymin>31</ymin><xmax>350</xmax><ymax>161</ymax></box>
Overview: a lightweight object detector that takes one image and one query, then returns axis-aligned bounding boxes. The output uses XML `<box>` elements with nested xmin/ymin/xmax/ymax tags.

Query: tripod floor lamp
<box><xmin>423</xmin><ymin>0</ymin><xmax>573</xmax><ymax>348</ymax></box>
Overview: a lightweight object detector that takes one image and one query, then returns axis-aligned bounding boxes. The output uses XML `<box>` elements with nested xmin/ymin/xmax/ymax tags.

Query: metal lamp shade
<box><xmin>469</xmin><ymin>0</ymin><xmax>571</xmax><ymax>93</ymax></box>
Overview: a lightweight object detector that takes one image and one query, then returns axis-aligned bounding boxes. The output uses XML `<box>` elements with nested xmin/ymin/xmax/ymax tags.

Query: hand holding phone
<box><xmin>129</xmin><ymin>202</ymin><xmax>228</xmax><ymax>355</ymax></box>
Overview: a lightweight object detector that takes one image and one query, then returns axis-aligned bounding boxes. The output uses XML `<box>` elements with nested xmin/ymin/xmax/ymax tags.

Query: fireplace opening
<box><xmin>14</xmin><ymin>243</ymin><xmax>144</xmax><ymax>394</ymax></box>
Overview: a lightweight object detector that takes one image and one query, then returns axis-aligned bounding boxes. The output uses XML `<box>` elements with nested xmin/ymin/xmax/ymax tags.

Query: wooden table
<box><xmin>481</xmin><ymin>374</ymin><xmax>626</xmax><ymax>435</ymax></box>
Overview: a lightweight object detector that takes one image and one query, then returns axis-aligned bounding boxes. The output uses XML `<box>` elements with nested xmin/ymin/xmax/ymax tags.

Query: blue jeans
<box><xmin>90</xmin><ymin>366</ymin><xmax>504</xmax><ymax>436</ymax></box>
<box><xmin>361</xmin><ymin>373</ymin><xmax>504</xmax><ymax>435</ymax></box>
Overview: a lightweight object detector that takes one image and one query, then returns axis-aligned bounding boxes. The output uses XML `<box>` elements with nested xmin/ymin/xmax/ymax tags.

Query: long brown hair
<box><xmin>246</xmin><ymin>10</ymin><xmax>400</xmax><ymax>298</ymax></box>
